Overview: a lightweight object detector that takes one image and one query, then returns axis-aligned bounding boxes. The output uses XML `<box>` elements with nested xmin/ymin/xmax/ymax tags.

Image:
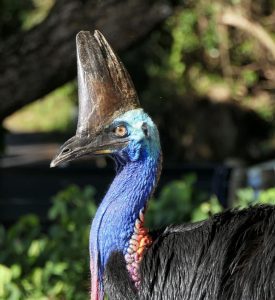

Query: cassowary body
<box><xmin>106</xmin><ymin>206</ymin><xmax>275</xmax><ymax>300</ymax></box>
<box><xmin>51</xmin><ymin>30</ymin><xmax>275</xmax><ymax>300</ymax></box>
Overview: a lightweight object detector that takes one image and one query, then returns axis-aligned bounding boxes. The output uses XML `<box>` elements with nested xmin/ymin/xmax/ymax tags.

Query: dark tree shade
<box><xmin>0</xmin><ymin>0</ymin><xmax>172</xmax><ymax>121</ymax></box>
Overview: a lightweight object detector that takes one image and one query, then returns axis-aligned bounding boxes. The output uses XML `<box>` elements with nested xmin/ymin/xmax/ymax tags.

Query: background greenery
<box><xmin>2</xmin><ymin>0</ymin><xmax>275</xmax><ymax>162</ymax></box>
<box><xmin>1</xmin><ymin>0</ymin><xmax>275</xmax><ymax>299</ymax></box>
<box><xmin>1</xmin><ymin>180</ymin><xmax>275</xmax><ymax>299</ymax></box>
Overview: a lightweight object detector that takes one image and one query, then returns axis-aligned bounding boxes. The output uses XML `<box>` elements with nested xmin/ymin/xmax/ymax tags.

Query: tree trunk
<box><xmin>0</xmin><ymin>0</ymin><xmax>172</xmax><ymax>121</ymax></box>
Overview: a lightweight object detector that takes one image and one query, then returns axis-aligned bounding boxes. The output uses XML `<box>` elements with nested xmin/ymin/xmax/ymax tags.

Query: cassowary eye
<box><xmin>114</xmin><ymin>125</ymin><xmax>127</xmax><ymax>138</ymax></box>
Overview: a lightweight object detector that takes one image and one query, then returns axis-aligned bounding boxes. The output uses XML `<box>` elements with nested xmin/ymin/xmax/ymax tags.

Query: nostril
<box><xmin>62</xmin><ymin>148</ymin><xmax>71</xmax><ymax>154</ymax></box>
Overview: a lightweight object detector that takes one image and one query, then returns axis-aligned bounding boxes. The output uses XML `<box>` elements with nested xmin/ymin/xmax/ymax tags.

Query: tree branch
<box><xmin>0</xmin><ymin>0</ymin><xmax>172</xmax><ymax>121</ymax></box>
<box><xmin>220</xmin><ymin>7</ymin><xmax>275</xmax><ymax>61</ymax></box>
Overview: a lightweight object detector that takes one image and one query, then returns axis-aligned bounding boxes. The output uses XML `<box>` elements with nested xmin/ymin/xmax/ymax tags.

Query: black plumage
<box><xmin>105</xmin><ymin>205</ymin><xmax>275</xmax><ymax>300</ymax></box>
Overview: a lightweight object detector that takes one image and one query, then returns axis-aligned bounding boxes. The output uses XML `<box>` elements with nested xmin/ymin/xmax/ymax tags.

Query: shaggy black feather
<box><xmin>104</xmin><ymin>205</ymin><xmax>275</xmax><ymax>300</ymax></box>
<box><xmin>104</xmin><ymin>251</ymin><xmax>138</xmax><ymax>300</ymax></box>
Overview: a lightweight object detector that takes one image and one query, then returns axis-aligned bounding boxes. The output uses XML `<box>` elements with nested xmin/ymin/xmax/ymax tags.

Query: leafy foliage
<box><xmin>0</xmin><ymin>0</ymin><xmax>33</xmax><ymax>38</ymax></box>
<box><xmin>1</xmin><ymin>177</ymin><xmax>275</xmax><ymax>299</ymax></box>
<box><xmin>141</xmin><ymin>1</ymin><xmax>275</xmax><ymax>111</ymax></box>
<box><xmin>146</xmin><ymin>175</ymin><xmax>210</xmax><ymax>228</ymax></box>
<box><xmin>0</xmin><ymin>0</ymin><xmax>54</xmax><ymax>38</ymax></box>
<box><xmin>4</xmin><ymin>0</ymin><xmax>275</xmax><ymax>161</ymax></box>
<box><xmin>235</xmin><ymin>187</ymin><xmax>275</xmax><ymax>208</ymax></box>
<box><xmin>125</xmin><ymin>1</ymin><xmax>275</xmax><ymax>161</ymax></box>
<box><xmin>0</xmin><ymin>185</ymin><xmax>96</xmax><ymax>300</ymax></box>
<box><xmin>1</xmin><ymin>1</ymin><xmax>275</xmax><ymax>297</ymax></box>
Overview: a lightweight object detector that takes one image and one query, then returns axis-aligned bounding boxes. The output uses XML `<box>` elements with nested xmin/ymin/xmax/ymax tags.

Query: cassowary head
<box><xmin>51</xmin><ymin>30</ymin><xmax>160</xmax><ymax>168</ymax></box>
<box><xmin>50</xmin><ymin>30</ymin><xmax>162</xmax><ymax>300</ymax></box>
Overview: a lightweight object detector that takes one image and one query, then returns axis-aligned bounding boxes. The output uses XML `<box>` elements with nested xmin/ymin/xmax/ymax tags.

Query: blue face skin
<box><xmin>112</xmin><ymin>108</ymin><xmax>161</xmax><ymax>163</ymax></box>
<box><xmin>89</xmin><ymin>108</ymin><xmax>162</xmax><ymax>298</ymax></box>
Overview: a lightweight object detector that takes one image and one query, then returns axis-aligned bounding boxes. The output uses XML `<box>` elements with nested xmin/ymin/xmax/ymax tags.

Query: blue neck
<box><xmin>89</xmin><ymin>149</ymin><xmax>161</xmax><ymax>295</ymax></box>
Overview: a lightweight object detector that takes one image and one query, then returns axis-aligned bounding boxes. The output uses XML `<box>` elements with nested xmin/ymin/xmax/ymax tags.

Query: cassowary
<box><xmin>51</xmin><ymin>30</ymin><xmax>275</xmax><ymax>300</ymax></box>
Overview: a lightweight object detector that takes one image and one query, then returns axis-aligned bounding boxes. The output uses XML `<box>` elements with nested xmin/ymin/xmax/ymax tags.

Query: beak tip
<box><xmin>50</xmin><ymin>160</ymin><xmax>56</xmax><ymax>168</ymax></box>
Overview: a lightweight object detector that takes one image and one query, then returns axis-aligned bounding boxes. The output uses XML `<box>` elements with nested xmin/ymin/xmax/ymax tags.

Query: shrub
<box><xmin>1</xmin><ymin>179</ymin><xmax>275</xmax><ymax>299</ymax></box>
<box><xmin>0</xmin><ymin>185</ymin><xmax>96</xmax><ymax>300</ymax></box>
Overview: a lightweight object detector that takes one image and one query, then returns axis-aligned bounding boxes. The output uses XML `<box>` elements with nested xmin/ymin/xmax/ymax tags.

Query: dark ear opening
<box><xmin>141</xmin><ymin>122</ymin><xmax>149</xmax><ymax>137</ymax></box>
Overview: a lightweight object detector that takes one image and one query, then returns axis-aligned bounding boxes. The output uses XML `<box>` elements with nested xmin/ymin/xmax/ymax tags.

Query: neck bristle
<box><xmin>90</xmin><ymin>150</ymin><xmax>162</xmax><ymax>299</ymax></box>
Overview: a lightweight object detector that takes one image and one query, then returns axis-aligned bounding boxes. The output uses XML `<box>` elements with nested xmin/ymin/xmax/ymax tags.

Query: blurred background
<box><xmin>1</xmin><ymin>0</ymin><xmax>275</xmax><ymax>298</ymax></box>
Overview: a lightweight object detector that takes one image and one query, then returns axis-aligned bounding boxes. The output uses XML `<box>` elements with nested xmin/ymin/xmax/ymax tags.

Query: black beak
<box><xmin>50</xmin><ymin>30</ymin><xmax>138</xmax><ymax>168</ymax></box>
<box><xmin>50</xmin><ymin>131</ymin><xmax>129</xmax><ymax>168</ymax></box>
